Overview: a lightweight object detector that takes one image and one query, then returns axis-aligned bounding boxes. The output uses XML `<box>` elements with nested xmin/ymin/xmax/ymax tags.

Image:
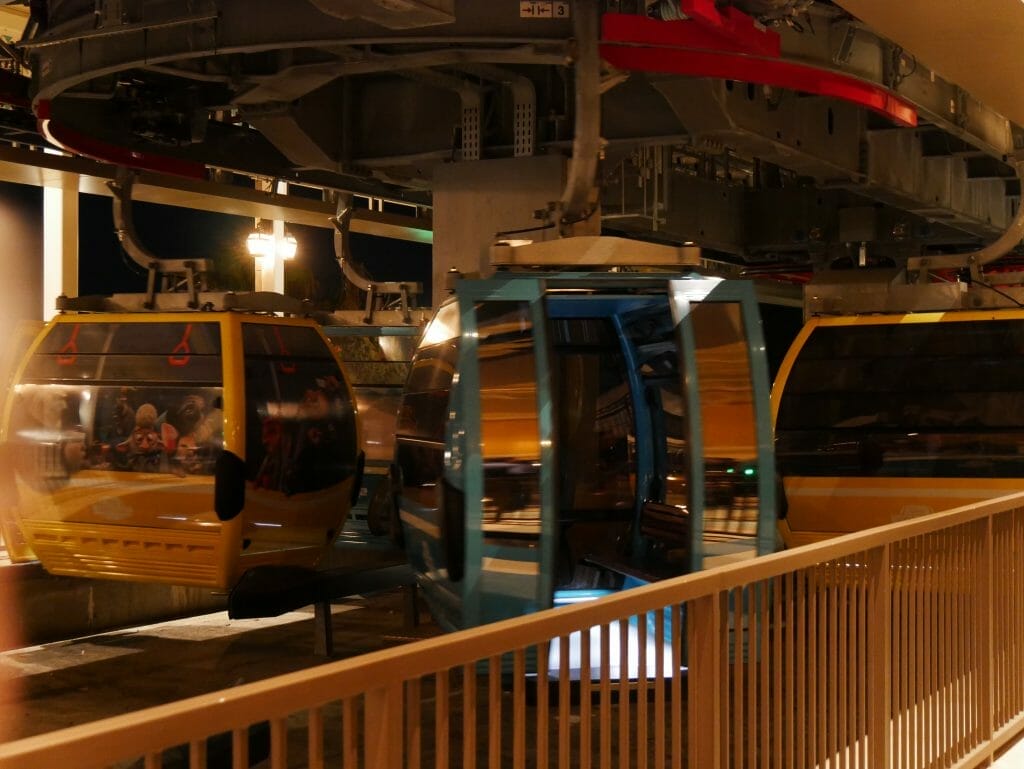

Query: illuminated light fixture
<box><xmin>246</xmin><ymin>231</ymin><xmax>274</xmax><ymax>258</ymax></box>
<box><xmin>246</xmin><ymin>230</ymin><xmax>298</xmax><ymax>260</ymax></box>
<box><xmin>278</xmin><ymin>233</ymin><xmax>298</xmax><ymax>260</ymax></box>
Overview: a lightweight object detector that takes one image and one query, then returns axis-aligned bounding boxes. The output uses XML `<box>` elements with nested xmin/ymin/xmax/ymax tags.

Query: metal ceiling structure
<box><xmin>0</xmin><ymin>0</ymin><xmax>1022</xmax><ymax>278</ymax></box>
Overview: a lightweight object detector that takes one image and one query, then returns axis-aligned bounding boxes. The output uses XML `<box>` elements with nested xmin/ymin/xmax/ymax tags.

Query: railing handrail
<box><xmin>4</xmin><ymin>488</ymin><xmax>1024</xmax><ymax>767</ymax></box>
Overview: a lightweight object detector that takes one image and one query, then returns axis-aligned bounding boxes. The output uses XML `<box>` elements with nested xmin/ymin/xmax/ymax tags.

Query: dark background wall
<box><xmin>77</xmin><ymin>193</ymin><xmax>434</xmax><ymax>303</ymax></box>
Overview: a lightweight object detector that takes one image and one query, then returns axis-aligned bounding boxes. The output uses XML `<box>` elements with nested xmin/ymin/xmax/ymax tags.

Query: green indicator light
<box><xmin>743</xmin><ymin>467</ymin><xmax>755</xmax><ymax>476</ymax></box>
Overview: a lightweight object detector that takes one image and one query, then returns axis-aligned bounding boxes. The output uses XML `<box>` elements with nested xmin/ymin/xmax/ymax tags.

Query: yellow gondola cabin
<box><xmin>0</xmin><ymin>310</ymin><xmax>362</xmax><ymax>589</ymax></box>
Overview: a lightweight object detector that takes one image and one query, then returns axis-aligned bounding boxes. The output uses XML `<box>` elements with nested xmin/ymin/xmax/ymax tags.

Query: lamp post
<box><xmin>249</xmin><ymin>180</ymin><xmax>296</xmax><ymax>293</ymax></box>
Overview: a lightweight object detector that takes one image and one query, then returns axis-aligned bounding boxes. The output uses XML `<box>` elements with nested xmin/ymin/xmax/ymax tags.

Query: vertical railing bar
<box><xmin>966</xmin><ymin>524</ymin><xmax>978</xmax><ymax>755</ymax></box>
<box><xmin>992</xmin><ymin>522</ymin><xmax>1001</xmax><ymax>731</ymax></box>
<box><xmin>954</xmin><ymin>528</ymin><xmax>966</xmax><ymax>762</ymax></box>
<box><xmin>936</xmin><ymin>531</ymin><xmax>946</xmax><ymax>766</ymax></box>
<box><xmin>231</xmin><ymin>727</ymin><xmax>249</xmax><ymax>769</ymax></box>
<box><xmin>929</xmin><ymin>536</ymin><xmax>937</xmax><ymax>769</ymax></box>
<box><xmin>407</xmin><ymin>679</ymin><xmax>421</xmax><ymax>769</ymax></box>
<box><xmin>366</xmin><ymin>684</ymin><xmax>403</xmax><ymax>769</ymax></box>
<box><xmin>1000</xmin><ymin>516</ymin><xmax>1007</xmax><ymax>727</ymax></box>
<box><xmin>514</xmin><ymin>649</ymin><xmax>527</xmax><ymax>769</ymax></box>
<box><xmin>821</xmin><ymin>566</ymin><xmax>830</xmax><ymax>769</ymax></box>
<box><xmin>671</xmin><ymin>605</ymin><xmax>683</xmax><ymax>769</ymax></box>
<box><xmin>968</xmin><ymin>526</ymin><xmax>979</xmax><ymax>751</ymax></box>
<box><xmin>269</xmin><ymin>717</ymin><xmax>287</xmax><ymax>769</ymax></box>
<box><xmin>982</xmin><ymin>514</ymin><xmax>995</xmax><ymax>765</ymax></box>
<box><xmin>1008</xmin><ymin>511</ymin><xmax>1015</xmax><ymax>719</ymax></box>
<box><xmin>688</xmin><ymin>592</ymin><xmax>723</xmax><ymax>769</ymax></box>
<box><xmin>814</xmin><ymin>567</ymin><xmax>826</xmax><ymax>769</ymax></box>
<box><xmin>748</xmin><ymin>583</ymin><xmax>759</xmax><ymax>769</ymax></box>
<box><xmin>1000</xmin><ymin>516</ymin><xmax>1008</xmax><ymax>726</ymax></box>
<box><xmin>935</xmin><ymin>532</ymin><xmax>943</xmax><ymax>763</ymax></box>
<box><xmin>944</xmin><ymin>528</ymin><xmax>954</xmax><ymax>765</ymax></box>
<box><xmin>654</xmin><ymin>604</ymin><xmax>665</xmax><ymax>769</ymax></box>
<box><xmin>857</xmin><ymin>556</ymin><xmax>867</xmax><ymax>769</ymax></box>
<box><xmin>853</xmin><ymin>557</ymin><xmax>864</xmax><ymax>769</ymax></box>
<box><xmin>807</xmin><ymin>570</ymin><xmax>818</xmax><ymax>769</ymax></box>
<box><xmin>867</xmin><ymin>544</ymin><xmax>892</xmax><ymax>769</ymax></box>
<box><xmin>435</xmin><ymin>672</ymin><xmax>450</xmax><ymax>769</ymax></box>
<box><xmin>581</xmin><ymin>627</ymin><xmax>593</xmax><ymax>769</ymax></box>
<box><xmin>1012</xmin><ymin>513</ymin><xmax>1019</xmax><ymax>724</ymax></box>
<box><xmin>965</xmin><ymin>525</ymin><xmax>975</xmax><ymax>751</ymax></box>
<box><xmin>734</xmin><ymin>587</ymin><xmax>744</xmax><ymax>769</ymax></box>
<box><xmin>144</xmin><ymin>753</ymin><xmax>161</xmax><ymax>769</ymax></box>
<box><xmin>1004</xmin><ymin>513</ymin><xmax>1013</xmax><ymax>724</ymax></box>
<box><xmin>905</xmin><ymin>539</ymin><xmax>915</xmax><ymax>769</ymax></box>
<box><xmin>638</xmin><ymin>610</ymin><xmax>649</xmax><ymax>769</ymax></box>
<box><xmin>913</xmin><ymin>536</ymin><xmax>922</xmax><ymax>767</ymax></box>
<box><xmin>489</xmin><ymin>656</ymin><xmax>502</xmax><ymax>769</ymax></box>
<box><xmin>899</xmin><ymin>543</ymin><xmax>909</xmax><ymax>769</ymax></box>
<box><xmin>829</xmin><ymin>561</ymin><xmax>839</xmax><ymax>769</ymax></box>
<box><xmin>1011</xmin><ymin>514</ymin><xmax>1019</xmax><ymax>729</ymax></box>
<box><xmin>926</xmin><ymin>535</ymin><xmax>935</xmax><ymax>767</ymax></box>
<box><xmin>342</xmin><ymin>697</ymin><xmax>358</xmax><ymax>769</ymax></box>
<box><xmin>890</xmin><ymin>547</ymin><xmax>899</xmax><ymax>769</ymax></box>
<box><xmin>1016</xmin><ymin>511</ymin><xmax>1023</xmax><ymax>722</ymax></box>
<box><xmin>772</xmin><ymin>575</ymin><xmax>783</xmax><ymax>769</ymax></box>
<box><xmin>308</xmin><ymin>706</ymin><xmax>325</xmax><ymax>769</ymax></box>
<box><xmin>927</xmin><ymin>535</ymin><xmax>937</xmax><ymax>768</ymax></box>
<box><xmin>463</xmin><ymin>663</ymin><xmax>477</xmax><ymax>769</ymax></box>
<box><xmin>838</xmin><ymin>561</ymin><xmax>849</xmax><ymax>769</ymax></box>
<box><xmin>759</xmin><ymin>580</ymin><xmax>770</xmax><ymax>769</ymax></box>
<box><xmin>1015</xmin><ymin>512</ymin><xmax>1023</xmax><ymax>727</ymax></box>
<box><xmin>1013</xmin><ymin>512</ymin><xmax>1019</xmax><ymax>723</ymax></box>
<box><xmin>619</xmin><ymin>618</ymin><xmax>630</xmax><ymax>769</ymax></box>
<box><xmin>796</xmin><ymin>570</ymin><xmax>806</xmax><ymax>769</ymax></box>
<box><xmin>721</xmin><ymin>590</ymin><xmax>731</xmax><ymax>769</ymax></box>
<box><xmin>1011</xmin><ymin>512</ymin><xmax>1017</xmax><ymax>721</ymax></box>
<box><xmin>1003</xmin><ymin>515</ymin><xmax>1012</xmax><ymax>723</ymax></box>
<box><xmin>559</xmin><ymin>635</ymin><xmax>571</xmax><ymax>769</ymax></box>
<box><xmin>538</xmin><ymin>642</ymin><xmax>550</xmax><ymax>769</ymax></box>
<box><xmin>601</xmin><ymin>623</ymin><xmax>613</xmax><ymax>769</ymax></box>
<box><xmin>913</xmin><ymin>535</ymin><xmax>923</xmax><ymax>769</ymax></box>
<box><xmin>190</xmin><ymin>739</ymin><xmax>208</xmax><ymax>769</ymax></box>
<box><xmin>786</xmin><ymin>571</ymin><xmax>796</xmax><ymax>769</ymax></box>
<box><xmin>729</xmin><ymin>585</ymin><xmax>737</xmax><ymax>769</ymax></box>
<box><xmin>949</xmin><ymin>529</ymin><xmax>958</xmax><ymax>761</ymax></box>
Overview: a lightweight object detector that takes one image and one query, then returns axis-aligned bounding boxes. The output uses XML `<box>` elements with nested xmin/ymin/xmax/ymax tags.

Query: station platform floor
<box><xmin>995</xmin><ymin>739</ymin><xmax>1024</xmax><ymax>767</ymax></box>
<box><xmin>0</xmin><ymin>585</ymin><xmax>438</xmax><ymax>745</ymax></box>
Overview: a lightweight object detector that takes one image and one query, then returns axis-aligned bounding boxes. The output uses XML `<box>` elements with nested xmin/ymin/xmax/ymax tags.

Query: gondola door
<box><xmin>669</xmin><ymin>279</ymin><xmax>777</xmax><ymax>568</ymax></box>
<box><xmin>452</xmin><ymin>277</ymin><xmax>557</xmax><ymax>627</ymax></box>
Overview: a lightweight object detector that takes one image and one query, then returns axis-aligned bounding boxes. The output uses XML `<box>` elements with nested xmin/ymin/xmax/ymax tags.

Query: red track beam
<box><xmin>601</xmin><ymin>13</ymin><xmax>917</xmax><ymax>128</ymax></box>
<box><xmin>35</xmin><ymin>99</ymin><xmax>208</xmax><ymax>180</ymax></box>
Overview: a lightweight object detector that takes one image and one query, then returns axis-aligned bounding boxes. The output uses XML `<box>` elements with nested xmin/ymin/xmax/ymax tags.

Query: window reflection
<box><xmin>477</xmin><ymin>302</ymin><xmax>542</xmax><ymax>534</ymax></box>
<box><xmin>776</xmin><ymin>319</ymin><xmax>1024</xmax><ymax>478</ymax></box>
<box><xmin>11</xmin><ymin>322</ymin><xmax>226</xmax><ymax>485</ymax></box>
<box><xmin>551</xmin><ymin>318</ymin><xmax>635</xmax><ymax>515</ymax></box>
<box><xmin>243</xmin><ymin>324</ymin><xmax>358</xmax><ymax>495</ymax></box>
<box><xmin>691</xmin><ymin>302</ymin><xmax>759</xmax><ymax>537</ymax></box>
<box><xmin>396</xmin><ymin>305</ymin><xmax>459</xmax><ymax>508</ymax></box>
<box><xmin>624</xmin><ymin>307</ymin><xmax>688</xmax><ymax>508</ymax></box>
<box><xmin>329</xmin><ymin>332</ymin><xmax>416</xmax><ymax>464</ymax></box>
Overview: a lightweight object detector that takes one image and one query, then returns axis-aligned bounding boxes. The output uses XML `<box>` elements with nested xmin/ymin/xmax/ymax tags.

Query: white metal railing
<box><xmin>3</xmin><ymin>492</ymin><xmax>1024</xmax><ymax>769</ymax></box>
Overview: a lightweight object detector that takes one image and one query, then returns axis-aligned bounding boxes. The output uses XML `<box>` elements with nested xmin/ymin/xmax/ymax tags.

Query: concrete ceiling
<box><xmin>835</xmin><ymin>0</ymin><xmax>1024</xmax><ymax>131</ymax></box>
